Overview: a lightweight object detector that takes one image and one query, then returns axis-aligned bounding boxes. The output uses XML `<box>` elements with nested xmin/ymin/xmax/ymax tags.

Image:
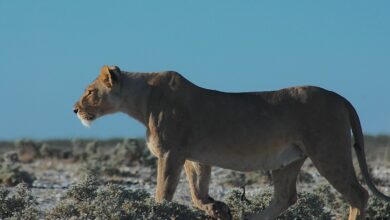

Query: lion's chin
<box><xmin>77</xmin><ymin>114</ymin><xmax>93</xmax><ymax>128</ymax></box>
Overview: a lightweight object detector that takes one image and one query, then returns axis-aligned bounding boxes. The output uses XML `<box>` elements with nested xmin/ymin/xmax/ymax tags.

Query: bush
<box><xmin>15</xmin><ymin>139</ymin><xmax>39</xmax><ymax>163</ymax></box>
<box><xmin>122</xmin><ymin>198</ymin><xmax>209</xmax><ymax>220</ymax></box>
<box><xmin>297</xmin><ymin>170</ymin><xmax>314</xmax><ymax>183</ymax></box>
<box><xmin>313</xmin><ymin>183</ymin><xmax>390</xmax><ymax>219</ymax></box>
<box><xmin>0</xmin><ymin>161</ymin><xmax>35</xmax><ymax>187</ymax></box>
<box><xmin>71</xmin><ymin>139</ymin><xmax>85</xmax><ymax>161</ymax></box>
<box><xmin>225</xmin><ymin>189</ymin><xmax>271</xmax><ymax>219</ymax></box>
<box><xmin>80</xmin><ymin>141</ymin><xmax>121</xmax><ymax>176</ymax></box>
<box><xmin>2</xmin><ymin>151</ymin><xmax>19</xmax><ymax>163</ymax></box>
<box><xmin>47</xmin><ymin>173</ymin><xmax>207</xmax><ymax>220</ymax></box>
<box><xmin>366</xmin><ymin>196</ymin><xmax>390</xmax><ymax>219</ymax></box>
<box><xmin>0</xmin><ymin>183</ymin><xmax>40</xmax><ymax>219</ymax></box>
<box><xmin>80</xmin><ymin>139</ymin><xmax>157</xmax><ymax>177</ymax></box>
<box><xmin>39</xmin><ymin>143</ymin><xmax>72</xmax><ymax>159</ymax></box>
<box><xmin>224</xmin><ymin>188</ymin><xmax>331</xmax><ymax>220</ymax></box>
<box><xmin>65</xmin><ymin>172</ymin><xmax>99</xmax><ymax>201</ymax></box>
<box><xmin>113</xmin><ymin>139</ymin><xmax>143</xmax><ymax>165</ymax></box>
<box><xmin>113</xmin><ymin>139</ymin><xmax>157</xmax><ymax>168</ymax></box>
<box><xmin>140</xmin><ymin>150</ymin><xmax>157</xmax><ymax>170</ymax></box>
<box><xmin>280</xmin><ymin>192</ymin><xmax>331</xmax><ymax>220</ymax></box>
<box><xmin>355</xmin><ymin>162</ymin><xmax>384</xmax><ymax>186</ymax></box>
<box><xmin>314</xmin><ymin>184</ymin><xmax>348</xmax><ymax>219</ymax></box>
<box><xmin>82</xmin><ymin>154</ymin><xmax>121</xmax><ymax>177</ymax></box>
<box><xmin>85</xmin><ymin>141</ymin><xmax>99</xmax><ymax>156</ymax></box>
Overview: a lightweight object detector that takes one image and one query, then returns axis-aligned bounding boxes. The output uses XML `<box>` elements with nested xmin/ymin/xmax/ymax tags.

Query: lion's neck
<box><xmin>118</xmin><ymin>72</ymin><xmax>152</xmax><ymax>125</ymax></box>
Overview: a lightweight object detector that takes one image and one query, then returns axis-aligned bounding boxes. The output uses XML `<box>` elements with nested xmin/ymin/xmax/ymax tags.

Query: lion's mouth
<box><xmin>85</xmin><ymin>114</ymin><xmax>95</xmax><ymax>121</ymax></box>
<box><xmin>77</xmin><ymin>113</ymin><xmax>96</xmax><ymax>128</ymax></box>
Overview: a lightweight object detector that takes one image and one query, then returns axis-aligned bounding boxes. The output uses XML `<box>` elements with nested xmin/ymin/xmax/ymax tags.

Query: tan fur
<box><xmin>74</xmin><ymin>66</ymin><xmax>389</xmax><ymax>220</ymax></box>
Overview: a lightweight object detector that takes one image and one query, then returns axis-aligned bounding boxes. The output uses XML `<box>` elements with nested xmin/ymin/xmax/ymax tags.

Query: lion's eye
<box><xmin>87</xmin><ymin>90</ymin><xmax>94</xmax><ymax>96</ymax></box>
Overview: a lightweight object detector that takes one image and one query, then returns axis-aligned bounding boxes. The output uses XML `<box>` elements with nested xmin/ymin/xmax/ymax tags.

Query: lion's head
<box><xmin>73</xmin><ymin>65</ymin><xmax>122</xmax><ymax>127</ymax></box>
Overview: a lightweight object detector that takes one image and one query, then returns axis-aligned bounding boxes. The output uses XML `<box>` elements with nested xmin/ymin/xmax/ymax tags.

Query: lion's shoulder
<box><xmin>146</xmin><ymin>71</ymin><xmax>192</xmax><ymax>90</ymax></box>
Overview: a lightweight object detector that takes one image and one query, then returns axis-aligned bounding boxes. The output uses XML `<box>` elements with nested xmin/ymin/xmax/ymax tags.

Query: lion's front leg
<box><xmin>155</xmin><ymin>151</ymin><xmax>185</xmax><ymax>202</ymax></box>
<box><xmin>184</xmin><ymin>161</ymin><xmax>232</xmax><ymax>220</ymax></box>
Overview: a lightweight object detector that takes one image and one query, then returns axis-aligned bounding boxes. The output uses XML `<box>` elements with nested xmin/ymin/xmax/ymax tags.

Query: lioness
<box><xmin>74</xmin><ymin>66</ymin><xmax>389</xmax><ymax>220</ymax></box>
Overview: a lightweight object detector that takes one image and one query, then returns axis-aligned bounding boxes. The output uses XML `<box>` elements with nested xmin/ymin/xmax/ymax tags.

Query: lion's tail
<box><xmin>344</xmin><ymin>97</ymin><xmax>390</xmax><ymax>202</ymax></box>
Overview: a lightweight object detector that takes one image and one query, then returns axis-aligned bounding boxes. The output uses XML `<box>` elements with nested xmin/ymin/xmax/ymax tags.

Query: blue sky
<box><xmin>0</xmin><ymin>1</ymin><xmax>389</xmax><ymax>140</ymax></box>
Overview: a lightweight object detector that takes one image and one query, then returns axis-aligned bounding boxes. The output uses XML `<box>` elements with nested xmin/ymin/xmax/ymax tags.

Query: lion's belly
<box><xmin>188</xmin><ymin>141</ymin><xmax>305</xmax><ymax>172</ymax></box>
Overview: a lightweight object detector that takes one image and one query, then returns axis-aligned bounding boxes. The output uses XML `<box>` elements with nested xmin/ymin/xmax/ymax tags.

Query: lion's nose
<box><xmin>73</xmin><ymin>108</ymin><xmax>79</xmax><ymax>114</ymax></box>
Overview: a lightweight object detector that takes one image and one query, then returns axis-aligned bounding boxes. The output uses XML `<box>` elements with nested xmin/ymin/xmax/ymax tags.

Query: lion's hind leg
<box><xmin>306</xmin><ymin>139</ymin><xmax>368</xmax><ymax>220</ymax></box>
<box><xmin>245</xmin><ymin>158</ymin><xmax>306</xmax><ymax>220</ymax></box>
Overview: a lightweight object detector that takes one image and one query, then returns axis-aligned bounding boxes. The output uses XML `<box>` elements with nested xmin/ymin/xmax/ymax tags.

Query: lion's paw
<box><xmin>205</xmin><ymin>201</ymin><xmax>232</xmax><ymax>220</ymax></box>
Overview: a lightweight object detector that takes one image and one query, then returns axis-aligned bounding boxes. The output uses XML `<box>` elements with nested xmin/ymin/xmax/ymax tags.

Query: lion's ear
<box><xmin>99</xmin><ymin>65</ymin><xmax>117</xmax><ymax>88</ymax></box>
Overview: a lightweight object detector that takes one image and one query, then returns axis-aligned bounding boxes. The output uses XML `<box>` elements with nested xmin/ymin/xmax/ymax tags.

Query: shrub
<box><xmin>80</xmin><ymin>141</ymin><xmax>121</xmax><ymax>176</ymax></box>
<box><xmin>85</xmin><ymin>141</ymin><xmax>99</xmax><ymax>156</ymax></box>
<box><xmin>354</xmin><ymin>159</ymin><xmax>385</xmax><ymax>186</ymax></box>
<box><xmin>113</xmin><ymin>139</ymin><xmax>157</xmax><ymax>169</ymax></box>
<box><xmin>39</xmin><ymin>143</ymin><xmax>72</xmax><ymax>159</ymax></box>
<box><xmin>224</xmin><ymin>188</ymin><xmax>331</xmax><ymax>220</ymax></box>
<box><xmin>366</xmin><ymin>196</ymin><xmax>390</xmax><ymax>219</ymax></box>
<box><xmin>314</xmin><ymin>184</ymin><xmax>348</xmax><ymax>219</ymax></box>
<box><xmin>297</xmin><ymin>170</ymin><xmax>314</xmax><ymax>183</ymax></box>
<box><xmin>0</xmin><ymin>183</ymin><xmax>40</xmax><ymax>219</ymax></box>
<box><xmin>47</xmin><ymin>202</ymin><xmax>78</xmax><ymax>220</ymax></box>
<box><xmin>225</xmin><ymin>189</ymin><xmax>271</xmax><ymax>219</ymax></box>
<box><xmin>0</xmin><ymin>161</ymin><xmax>35</xmax><ymax>187</ymax></box>
<box><xmin>47</xmin><ymin>173</ymin><xmax>207</xmax><ymax>220</ymax></box>
<box><xmin>81</xmin><ymin>139</ymin><xmax>157</xmax><ymax>177</ymax></box>
<box><xmin>122</xmin><ymin>198</ymin><xmax>209</xmax><ymax>220</ymax></box>
<box><xmin>15</xmin><ymin>139</ymin><xmax>39</xmax><ymax>163</ymax></box>
<box><xmin>140</xmin><ymin>149</ymin><xmax>157</xmax><ymax>170</ymax></box>
<box><xmin>113</xmin><ymin>139</ymin><xmax>144</xmax><ymax>165</ymax></box>
<box><xmin>71</xmin><ymin>139</ymin><xmax>85</xmax><ymax>161</ymax></box>
<box><xmin>82</xmin><ymin>154</ymin><xmax>121</xmax><ymax>177</ymax></box>
<box><xmin>280</xmin><ymin>192</ymin><xmax>331</xmax><ymax>220</ymax></box>
<box><xmin>2</xmin><ymin>151</ymin><xmax>19</xmax><ymax>163</ymax></box>
<box><xmin>65</xmin><ymin>172</ymin><xmax>99</xmax><ymax>201</ymax></box>
<box><xmin>313</xmin><ymin>183</ymin><xmax>390</xmax><ymax>219</ymax></box>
